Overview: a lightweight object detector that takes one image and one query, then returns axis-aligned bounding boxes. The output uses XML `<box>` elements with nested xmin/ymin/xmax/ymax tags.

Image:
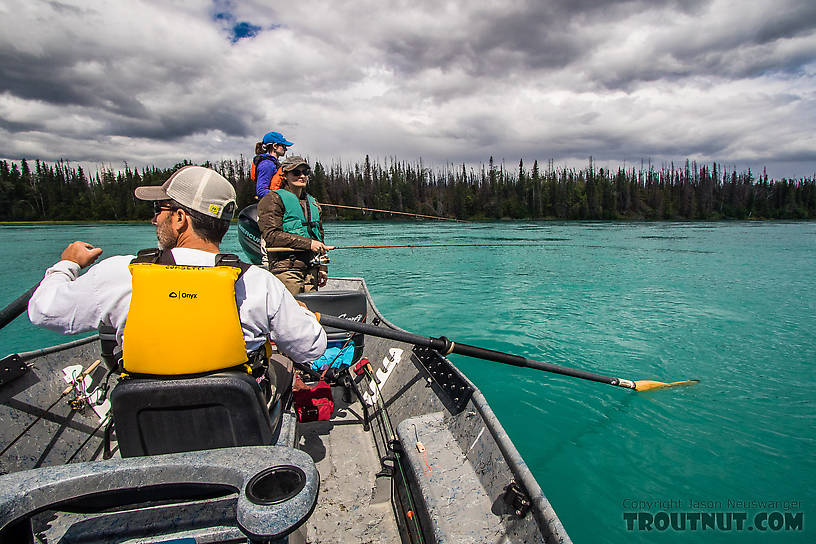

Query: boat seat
<box><xmin>296</xmin><ymin>290</ymin><xmax>367</xmax><ymax>363</ymax></box>
<box><xmin>111</xmin><ymin>371</ymin><xmax>278</xmax><ymax>458</ymax></box>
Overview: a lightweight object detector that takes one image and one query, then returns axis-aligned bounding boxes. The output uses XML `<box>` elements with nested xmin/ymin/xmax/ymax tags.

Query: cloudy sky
<box><xmin>1</xmin><ymin>0</ymin><xmax>814</xmax><ymax>178</ymax></box>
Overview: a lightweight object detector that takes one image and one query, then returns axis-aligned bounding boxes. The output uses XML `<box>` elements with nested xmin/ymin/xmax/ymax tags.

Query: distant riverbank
<box><xmin>3</xmin><ymin>157</ymin><xmax>814</xmax><ymax>223</ymax></box>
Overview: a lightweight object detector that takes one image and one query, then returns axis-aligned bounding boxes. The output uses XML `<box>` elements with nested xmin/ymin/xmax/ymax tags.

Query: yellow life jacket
<box><xmin>122</xmin><ymin>250</ymin><xmax>249</xmax><ymax>375</ymax></box>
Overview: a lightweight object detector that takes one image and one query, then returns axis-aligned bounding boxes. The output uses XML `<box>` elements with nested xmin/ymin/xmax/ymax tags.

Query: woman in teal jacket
<box><xmin>257</xmin><ymin>156</ymin><xmax>330</xmax><ymax>295</ymax></box>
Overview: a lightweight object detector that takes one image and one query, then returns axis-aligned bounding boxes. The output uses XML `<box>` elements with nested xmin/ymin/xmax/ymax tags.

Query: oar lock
<box><xmin>431</xmin><ymin>336</ymin><xmax>455</xmax><ymax>356</ymax></box>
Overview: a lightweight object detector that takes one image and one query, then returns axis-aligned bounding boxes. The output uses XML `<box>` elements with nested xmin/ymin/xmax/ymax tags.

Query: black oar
<box><xmin>317</xmin><ymin>314</ymin><xmax>698</xmax><ymax>392</ymax></box>
<box><xmin>0</xmin><ymin>282</ymin><xmax>40</xmax><ymax>331</ymax></box>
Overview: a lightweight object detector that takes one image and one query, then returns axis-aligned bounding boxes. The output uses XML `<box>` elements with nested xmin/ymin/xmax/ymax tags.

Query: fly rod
<box><xmin>316</xmin><ymin>314</ymin><xmax>699</xmax><ymax>392</ymax></box>
<box><xmin>266</xmin><ymin>243</ymin><xmax>541</xmax><ymax>251</ymax></box>
<box><xmin>318</xmin><ymin>203</ymin><xmax>468</xmax><ymax>223</ymax></box>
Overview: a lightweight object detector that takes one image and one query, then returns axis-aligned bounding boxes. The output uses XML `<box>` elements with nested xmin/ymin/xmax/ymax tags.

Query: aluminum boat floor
<box><xmin>298</xmin><ymin>389</ymin><xmax>400</xmax><ymax>543</ymax></box>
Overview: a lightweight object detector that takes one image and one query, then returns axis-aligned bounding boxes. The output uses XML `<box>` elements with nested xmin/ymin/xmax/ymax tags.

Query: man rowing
<box><xmin>27</xmin><ymin>165</ymin><xmax>326</xmax><ymax>391</ymax></box>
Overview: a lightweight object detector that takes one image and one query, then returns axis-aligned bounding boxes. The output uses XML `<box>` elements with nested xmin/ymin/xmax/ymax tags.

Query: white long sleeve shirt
<box><xmin>27</xmin><ymin>247</ymin><xmax>327</xmax><ymax>365</ymax></box>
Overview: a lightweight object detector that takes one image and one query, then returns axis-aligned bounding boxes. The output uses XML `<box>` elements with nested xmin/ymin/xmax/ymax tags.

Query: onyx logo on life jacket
<box><xmin>168</xmin><ymin>290</ymin><xmax>199</xmax><ymax>300</ymax></box>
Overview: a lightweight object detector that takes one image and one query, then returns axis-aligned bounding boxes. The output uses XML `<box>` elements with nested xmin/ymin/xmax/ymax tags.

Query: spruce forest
<box><xmin>1</xmin><ymin>156</ymin><xmax>814</xmax><ymax>222</ymax></box>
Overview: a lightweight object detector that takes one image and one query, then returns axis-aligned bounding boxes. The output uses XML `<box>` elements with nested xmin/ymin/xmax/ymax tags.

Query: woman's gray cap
<box><xmin>134</xmin><ymin>165</ymin><xmax>237</xmax><ymax>219</ymax></box>
<box><xmin>280</xmin><ymin>156</ymin><xmax>309</xmax><ymax>172</ymax></box>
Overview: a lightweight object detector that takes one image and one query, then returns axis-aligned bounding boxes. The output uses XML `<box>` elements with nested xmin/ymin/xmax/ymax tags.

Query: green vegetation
<box><xmin>1</xmin><ymin>156</ymin><xmax>814</xmax><ymax>221</ymax></box>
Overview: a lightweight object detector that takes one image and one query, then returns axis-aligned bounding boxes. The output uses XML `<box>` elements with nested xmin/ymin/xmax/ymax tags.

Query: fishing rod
<box><xmin>1</xmin><ymin>359</ymin><xmax>102</xmax><ymax>457</ymax></box>
<box><xmin>318</xmin><ymin>202</ymin><xmax>468</xmax><ymax>223</ymax></box>
<box><xmin>266</xmin><ymin>243</ymin><xmax>541</xmax><ymax>252</ymax></box>
<box><xmin>316</xmin><ymin>314</ymin><xmax>698</xmax><ymax>392</ymax></box>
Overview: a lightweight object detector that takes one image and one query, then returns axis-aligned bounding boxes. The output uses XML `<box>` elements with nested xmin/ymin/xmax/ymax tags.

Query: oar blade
<box><xmin>634</xmin><ymin>379</ymin><xmax>700</xmax><ymax>391</ymax></box>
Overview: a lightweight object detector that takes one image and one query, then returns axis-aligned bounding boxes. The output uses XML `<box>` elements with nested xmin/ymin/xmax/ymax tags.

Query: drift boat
<box><xmin>0</xmin><ymin>207</ymin><xmax>571</xmax><ymax>543</ymax></box>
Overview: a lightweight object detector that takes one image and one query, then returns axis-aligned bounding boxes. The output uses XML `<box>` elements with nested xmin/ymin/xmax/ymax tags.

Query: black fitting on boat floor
<box><xmin>377</xmin><ymin>454</ymin><xmax>397</xmax><ymax>477</ymax></box>
<box><xmin>0</xmin><ymin>355</ymin><xmax>28</xmax><ymax>387</ymax></box>
<box><xmin>504</xmin><ymin>481</ymin><xmax>532</xmax><ymax>518</ymax></box>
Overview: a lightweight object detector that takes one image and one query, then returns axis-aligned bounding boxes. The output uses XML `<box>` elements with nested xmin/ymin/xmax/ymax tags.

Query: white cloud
<box><xmin>0</xmin><ymin>0</ymin><xmax>813</xmax><ymax>178</ymax></box>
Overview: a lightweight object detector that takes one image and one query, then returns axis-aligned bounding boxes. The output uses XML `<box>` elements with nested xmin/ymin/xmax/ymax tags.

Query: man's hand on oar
<box><xmin>314</xmin><ymin>314</ymin><xmax>699</xmax><ymax>392</ymax></box>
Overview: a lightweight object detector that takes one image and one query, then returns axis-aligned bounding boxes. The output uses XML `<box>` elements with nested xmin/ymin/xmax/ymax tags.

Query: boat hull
<box><xmin>0</xmin><ymin>277</ymin><xmax>570</xmax><ymax>543</ymax></box>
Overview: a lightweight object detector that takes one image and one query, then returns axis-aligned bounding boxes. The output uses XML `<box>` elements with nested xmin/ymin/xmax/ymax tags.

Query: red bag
<box><xmin>293</xmin><ymin>379</ymin><xmax>334</xmax><ymax>422</ymax></box>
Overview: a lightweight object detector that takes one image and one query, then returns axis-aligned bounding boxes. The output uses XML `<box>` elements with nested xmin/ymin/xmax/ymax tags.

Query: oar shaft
<box><xmin>450</xmin><ymin>342</ymin><xmax>622</xmax><ymax>387</ymax></box>
<box><xmin>0</xmin><ymin>283</ymin><xmax>40</xmax><ymax>331</ymax></box>
<box><xmin>317</xmin><ymin>315</ymin><xmax>631</xmax><ymax>389</ymax></box>
<box><xmin>319</xmin><ymin>314</ymin><xmax>444</xmax><ymax>350</ymax></box>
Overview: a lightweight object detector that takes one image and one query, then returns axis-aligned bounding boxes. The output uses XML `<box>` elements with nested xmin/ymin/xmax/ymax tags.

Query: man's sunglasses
<box><xmin>152</xmin><ymin>201</ymin><xmax>178</xmax><ymax>215</ymax></box>
<box><xmin>288</xmin><ymin>168</ymin><xmax>311</xmax><ymax>177</ymax></box>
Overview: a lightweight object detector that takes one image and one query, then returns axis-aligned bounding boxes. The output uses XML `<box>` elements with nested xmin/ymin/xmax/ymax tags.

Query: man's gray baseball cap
<box><xmin>134</xmin><ymin>165</ymin><xmax>237</xmax><ymax>219</ymax></box>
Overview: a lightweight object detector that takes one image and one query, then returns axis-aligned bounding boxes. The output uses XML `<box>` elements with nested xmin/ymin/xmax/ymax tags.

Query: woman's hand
<box><xmin>318</xmin><ymin>270</ymin><xmax>328</xmax><ymax>287</ymax></box>
<box><xmin>310</xmin><ymin>240</ymin><xmax>329</xmax><ymax>254</ymax></box>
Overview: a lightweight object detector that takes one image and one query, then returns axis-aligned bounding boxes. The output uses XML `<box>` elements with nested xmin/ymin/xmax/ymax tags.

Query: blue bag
<box><xmin>310</xmin><ymin>341</ymin><xmax>354</xmax><ymax>371</ymax></box>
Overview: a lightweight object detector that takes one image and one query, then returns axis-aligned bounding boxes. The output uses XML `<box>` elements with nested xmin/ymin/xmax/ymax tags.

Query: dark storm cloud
<box><xmin>0</xmin><ymin>43</ymin><xmax>252</xmax><ymax>143</ymax></box>
<box><xmin>372</xmin><ymin>0</ymin><xmax>815</xmax><ymax>100</ymax></box>
<box><xmin>0</xmin><ymin>48</ymin><xmax>149</xmax><ymax>117</ymax></box>
<box><xmin>593</xmin><ymin>1</ymin><xmax>816</xmax><ymax>87</ymax></box>
<box><xmin>108</xmin><ymin>106</ymin><xmax>252</xmax><ymax>140</ymax></box>
<box><xmin>377</xmin><ymin>0</ymin><xmax>713</xmax><ymax>78</ymax></box>
<box><xmin>0</xmin><ymin>117</ymin><xmax>39</xmax><ymax>134</ymax></box>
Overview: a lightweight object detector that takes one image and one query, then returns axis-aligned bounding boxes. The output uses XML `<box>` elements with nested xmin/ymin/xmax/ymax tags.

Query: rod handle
<box><xmin>61</xmin><ymin>359</ymin><xmax>102</xmax><ymax>395</ymax></box>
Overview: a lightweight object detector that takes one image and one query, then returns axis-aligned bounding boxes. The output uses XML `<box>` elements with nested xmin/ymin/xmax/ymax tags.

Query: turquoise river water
<box><xmin>1</xmin><ymin>220</ymin><xmax>814</xmax><ymax>543</ymax></box>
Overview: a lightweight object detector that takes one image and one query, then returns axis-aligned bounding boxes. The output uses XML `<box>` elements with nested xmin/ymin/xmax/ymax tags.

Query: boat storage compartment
<box><xmin>397</xmin><ymin>412</ymin><xmax>501</xmax><ymax>543</ymax></box>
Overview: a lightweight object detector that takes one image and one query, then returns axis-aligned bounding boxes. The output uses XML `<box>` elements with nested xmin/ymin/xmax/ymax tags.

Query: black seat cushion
<box><xmin>111</xmin><ymin>372</ymin><xmax>275</xmax><ymax>457</ymax></box>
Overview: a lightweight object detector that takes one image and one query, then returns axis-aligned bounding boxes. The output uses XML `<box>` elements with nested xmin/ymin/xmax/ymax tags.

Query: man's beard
<box><xmin>156</xmin><ymin>216</ymin><xmax>179</xmax><ymax>250</ymax></box>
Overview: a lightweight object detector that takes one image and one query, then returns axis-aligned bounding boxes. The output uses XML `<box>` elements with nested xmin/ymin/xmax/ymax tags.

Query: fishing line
<box><xmin>319</xmin><ymin>203</ymin><xmax>468</xmax><ymax>223</ymax></box>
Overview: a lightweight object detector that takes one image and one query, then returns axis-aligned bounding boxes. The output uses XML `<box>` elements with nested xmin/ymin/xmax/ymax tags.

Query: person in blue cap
<box><xmin>253</xmin><ymin>131</ymin><xmax>293</xmax><ymax>267</ymax></box>
<box><xmin>252</xmin><ymin>131</ymin><xmax>293</xmax><ymax>200</ymax></box>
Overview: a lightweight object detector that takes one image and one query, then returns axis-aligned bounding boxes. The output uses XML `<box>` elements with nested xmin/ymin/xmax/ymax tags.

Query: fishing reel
<box><xmin>310</xmin><ymin>254</ymin><xmax>330</xmax><ymax>266</ymax></box>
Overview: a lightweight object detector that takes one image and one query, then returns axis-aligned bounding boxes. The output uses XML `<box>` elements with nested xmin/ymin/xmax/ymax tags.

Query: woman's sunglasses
<box><xmin>288</xmin><ymin>168</ymin><xmax>311</xmax><ymax>177</ymax></box>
